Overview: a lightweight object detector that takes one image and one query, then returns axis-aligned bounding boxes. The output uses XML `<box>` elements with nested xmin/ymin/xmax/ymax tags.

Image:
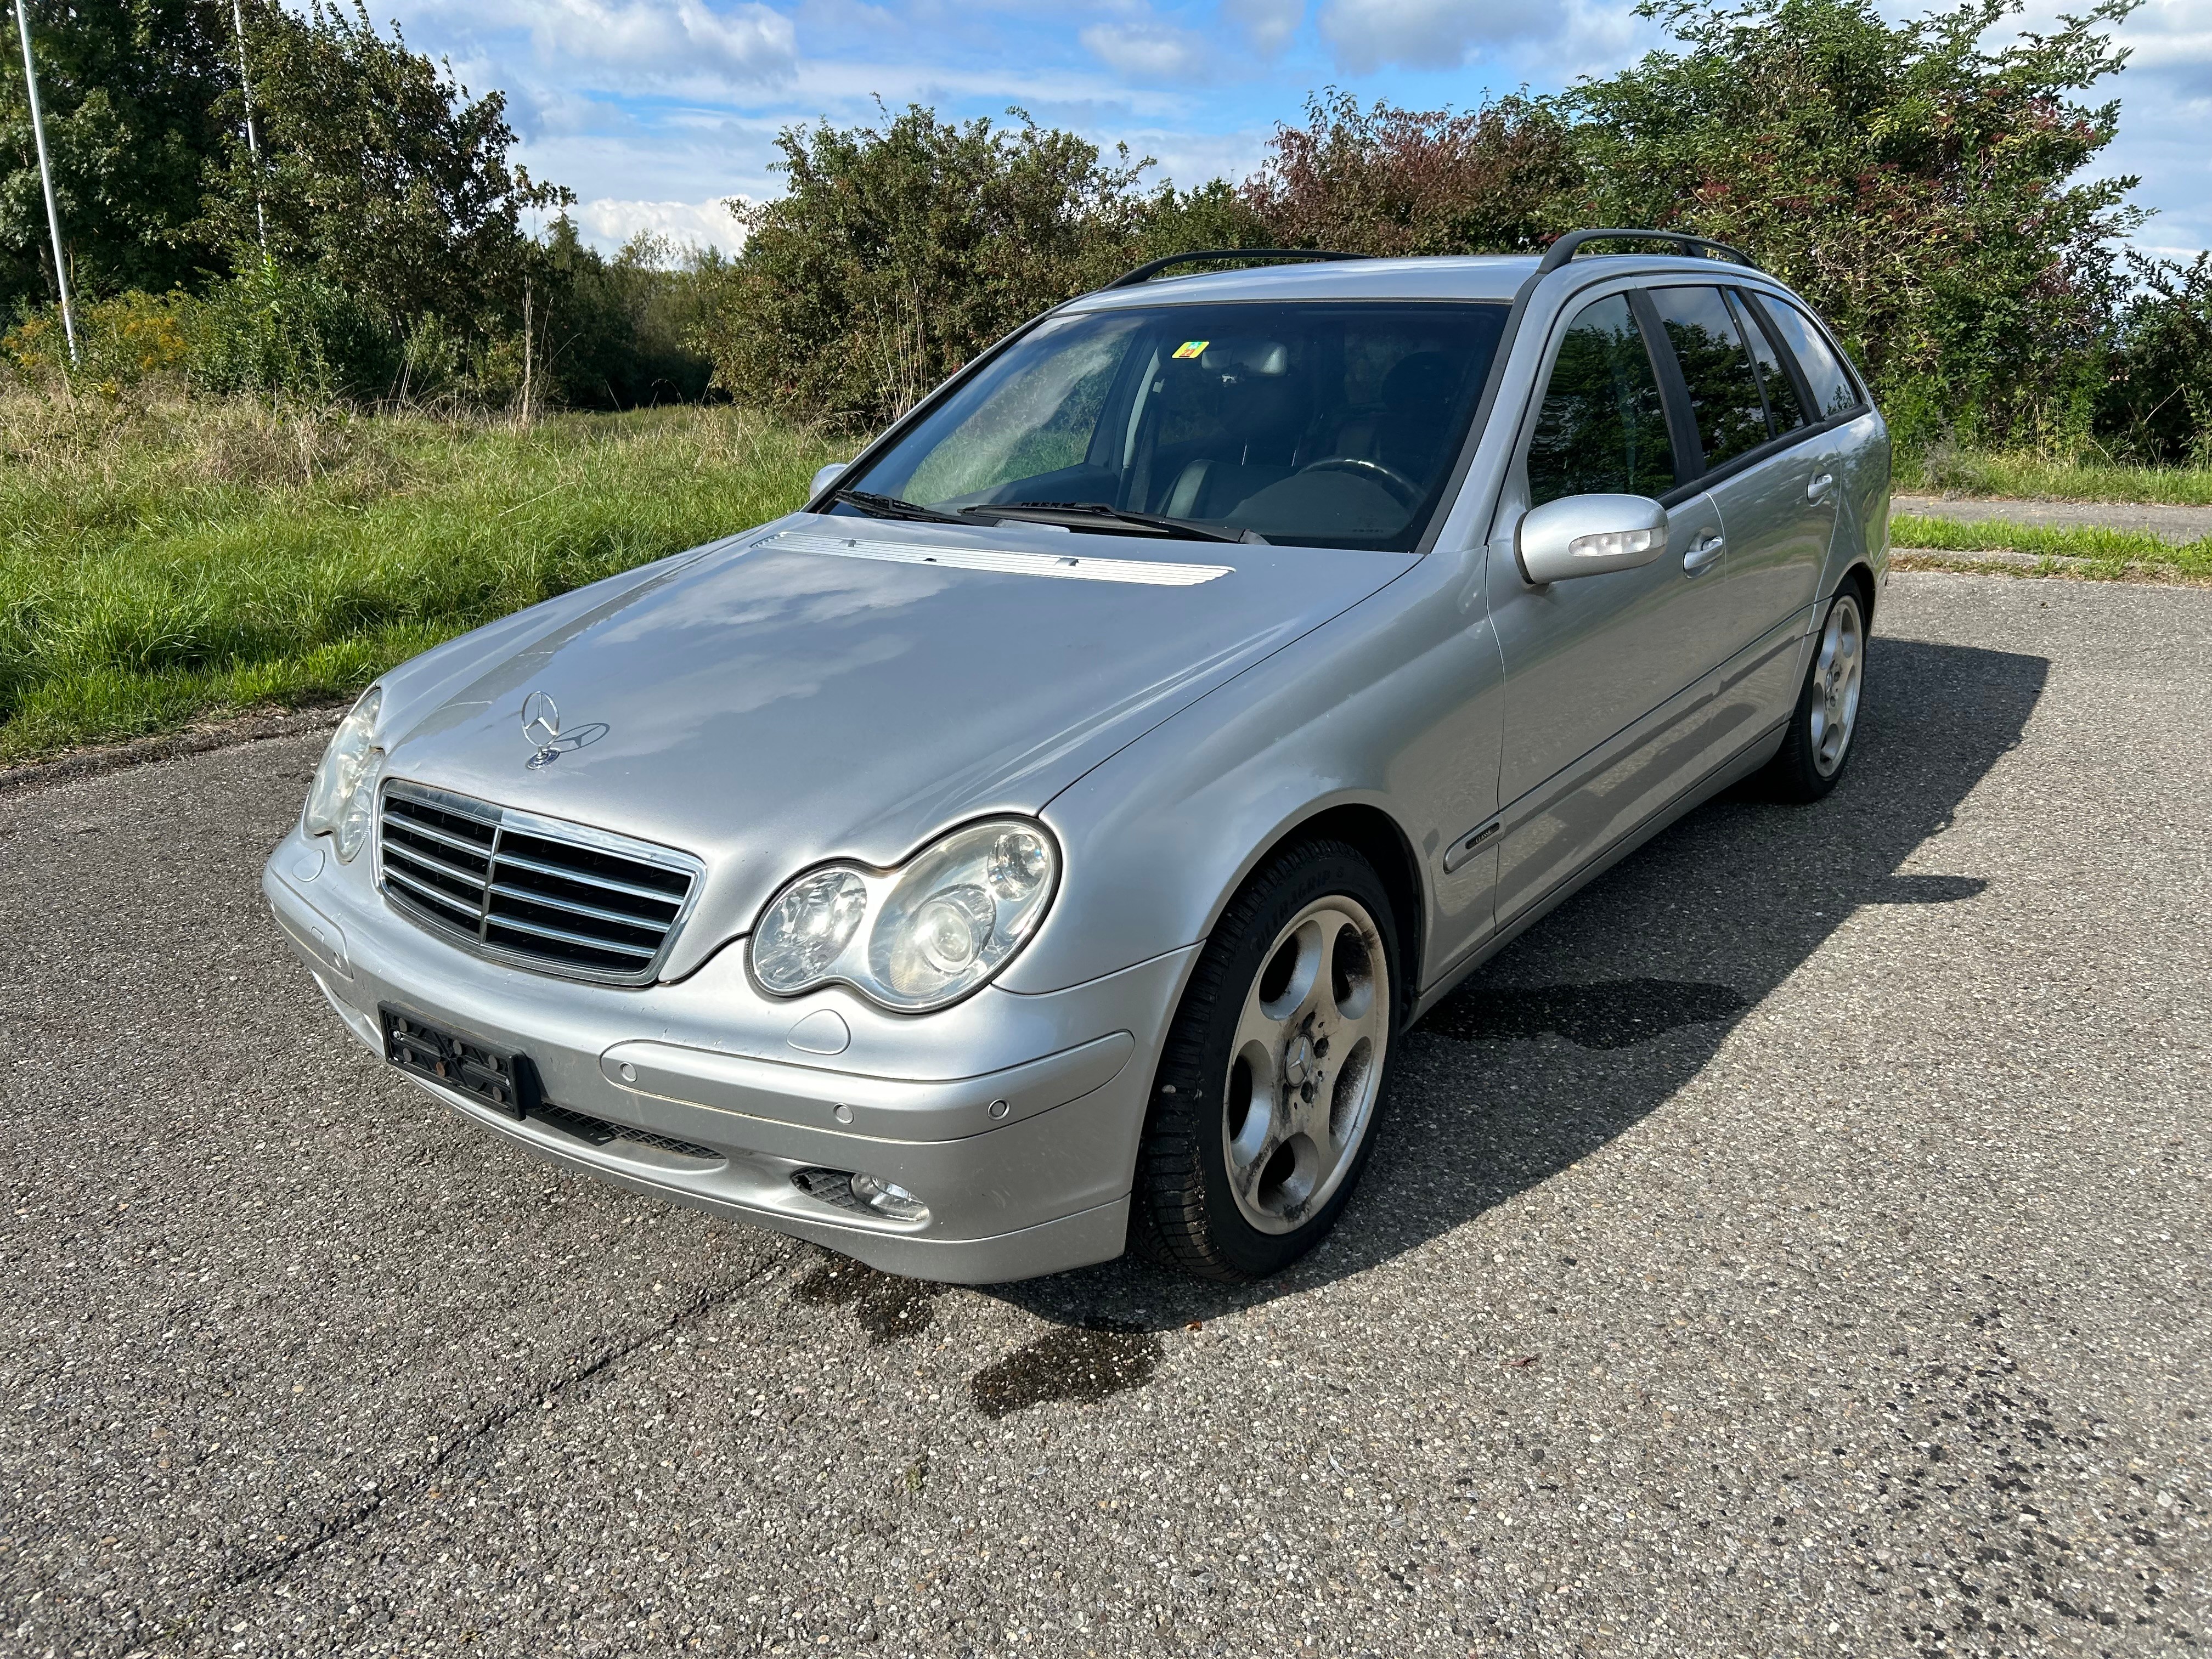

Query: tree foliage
<box><xmin>2098</xmin><ymin>252</ymin><xmax>2212</xmax><ymax>464</ymax></box>
<box><xmin>197</xmin><ymin>2</ymin><xmax>563</xmax><ymax>337</ymax></box>
<box><xmin>1562</xmin><ymin>0</ymin><xmax>2143</xmax><ymax>442</ymax></box>
<box><xmin>692</xmin><ymin>106</ymin><xmax>1160</xmax><ymax>424</ymax></box>
<box><xmin>0</xmin><ymin>0</ymin><xmax>232</xmax><ymax>307</ymax></box>
<box><xmin>1242</xmin><ymin>89</ymin><xmax>1580</xmax><ymax>256</ymax></box>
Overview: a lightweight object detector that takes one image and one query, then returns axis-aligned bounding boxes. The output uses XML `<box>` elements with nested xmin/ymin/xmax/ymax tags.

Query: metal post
<box><xmin>13</xmin><ymin>0</ymin><xmax>77</xmax><ymax>363</ymax></box>
<box><xmin>229</xmin><ymin>0</ymin><xmax>266</xmax><ymax>254</ymax></box>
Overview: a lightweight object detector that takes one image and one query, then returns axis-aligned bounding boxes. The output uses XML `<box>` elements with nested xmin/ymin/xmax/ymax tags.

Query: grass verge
<box><xmin>1897</xmin><ymin>448</ymin><xmax>2212</xmax><ymax>504</ymax></box>
<box><xmin>1890</xmin><ymin>512</ymin><xmax>2212</xmax><ymax>581</ymax></box>
<box><xmin>0</xmin><ymin>397</ymin><xmax>840</xmax><ymax>763</ymax></box>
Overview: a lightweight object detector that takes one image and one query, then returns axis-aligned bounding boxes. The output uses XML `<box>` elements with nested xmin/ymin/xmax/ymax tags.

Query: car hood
<box><xmin>377</xmin><ymin>515</ymin><xmax>1414</xmax><ymax>978</ymax></box>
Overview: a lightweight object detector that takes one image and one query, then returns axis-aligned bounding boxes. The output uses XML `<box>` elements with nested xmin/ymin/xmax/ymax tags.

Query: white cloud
<box><xmin>1221</xmin><ymin>0</ymin><xmax>1302</xmax><ymax>56</ymax></box>
<box><xmin>1079</xmin><ymin>20</ymin><xmax>1215</xmax><ymax>79</ymax></box>
<box><xmin>1316</xmin><ymin>0</ymin><xmax>1554</xmax><ymax>74</ymax></box>
<box><xmin>575</xmin><ymin>196</ymin><xmax>752</xmax><ymax>253</ymax></box>
<box><xmin>405</xmin><ymin>0</ymin><xmax>798</xmax><ymax>89</ymax></box>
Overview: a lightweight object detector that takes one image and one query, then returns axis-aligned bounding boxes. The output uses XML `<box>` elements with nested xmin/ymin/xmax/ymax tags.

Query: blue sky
<box><xmin>374</xmin><ymin>0</ymin><xmax>2211</xmax><ymax>260</ymax></box>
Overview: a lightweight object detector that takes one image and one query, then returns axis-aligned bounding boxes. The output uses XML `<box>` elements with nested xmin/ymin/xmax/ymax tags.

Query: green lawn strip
<box><xmin>1895</xmin><ymin>450</ymin><xmax>2212</xmax><ymax>505</ymax></box>
<box><xmin>0</xmin><ymin>405</ymin><xmax>839</xmax><ymax>763</ymax></box>
<box><xmin>1889</xmin><ymin>512</ymin><xmax>2212</xmax><ymax>578</ymax></box>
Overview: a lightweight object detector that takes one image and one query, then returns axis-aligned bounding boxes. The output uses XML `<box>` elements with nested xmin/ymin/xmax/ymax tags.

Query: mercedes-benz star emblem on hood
<box><xmin>519</xmin><ymin>690</ymin><xmax>606</xmax><ymax>769</ymax></box>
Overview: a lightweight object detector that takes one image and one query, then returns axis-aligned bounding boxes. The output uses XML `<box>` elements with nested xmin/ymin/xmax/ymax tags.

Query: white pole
<box><xmin>228</xmin><ymin>0</ymin><xmax>266</xmax><ymax>255</ymax></box>
<box><xmin>14</xmin><ymin>0</ymin><xmax>77</xmax><ymax>363</ymax></box>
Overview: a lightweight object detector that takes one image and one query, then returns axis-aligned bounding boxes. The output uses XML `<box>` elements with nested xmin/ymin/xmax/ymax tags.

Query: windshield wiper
<box><xmin>976</xmin><ymin>501</ymin><xmax>1256</xmax><ymax>544</ymax></box>
<box><xmin>830</xmin><ymin>488</ymin><xmax>979</xmax><ymax>526</ymax></box>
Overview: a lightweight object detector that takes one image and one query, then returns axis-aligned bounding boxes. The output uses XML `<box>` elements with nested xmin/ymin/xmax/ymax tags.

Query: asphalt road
<box><xmin>2</xmin><ymin>572</ymin><xmax>2205</xmax><ymax>1658</ymax></box>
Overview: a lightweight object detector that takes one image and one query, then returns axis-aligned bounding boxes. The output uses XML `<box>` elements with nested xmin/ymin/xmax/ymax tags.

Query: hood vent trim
<box><xmin>763</xmin><ymin>530</ymin><xmax>1232</xmax><ymax>587</ymax></box>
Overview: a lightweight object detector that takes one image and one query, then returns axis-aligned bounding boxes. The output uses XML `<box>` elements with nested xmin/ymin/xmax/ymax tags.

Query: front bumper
<box><xmin>262</xmin><ymin>825</ymin><xmax>1197</xmax><ymax>1282</ymax></box>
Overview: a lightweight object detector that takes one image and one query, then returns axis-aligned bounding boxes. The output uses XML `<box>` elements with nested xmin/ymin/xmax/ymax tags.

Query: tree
<box><xmin>1563</xmin><ymin>0</ymin><xmax>2143</xmax><ymax>440</ymax></box>
<box><xmin>693</xmin><ymin>106</ymin><xmax>1154</xmax><ymax>425</ymax></box>
<box><xmin>0</xmin><ymin>0</ymin><xmax>233</xmax><ymax>311</ymax></box>
<box><xmin>1244</xmin><ymin>89</ymin><xmax>1581</xmax><ymax>256</ymax></box>
<box><xmin>196</xmin><ymin>1</ymin><xmax>565</xmax><ymax>338</ymax></box>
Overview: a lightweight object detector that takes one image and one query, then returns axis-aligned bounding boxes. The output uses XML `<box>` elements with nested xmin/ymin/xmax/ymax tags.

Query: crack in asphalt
<box><xmin>217</xmin><ymin>1246</ymin><xmax>799</xmax><ymax>1596</ymax></box>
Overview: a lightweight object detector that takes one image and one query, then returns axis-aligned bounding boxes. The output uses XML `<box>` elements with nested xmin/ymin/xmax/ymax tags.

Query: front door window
<box><xmin>1526</xmin><ymin>293</ymin><xmax>1677</xmax><ymax>506</ymax></box>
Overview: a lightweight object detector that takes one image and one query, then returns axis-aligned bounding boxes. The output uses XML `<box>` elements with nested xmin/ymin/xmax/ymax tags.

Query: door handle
<box><xmin>1807</xmin><ymin>472</ymin><xmax>1836</xmax><ymax>504</ymax></box>
<box><xmin>1683</xmin><ymin>533</ymin><xmax>1725</xmax><ymax>575</ymax></box>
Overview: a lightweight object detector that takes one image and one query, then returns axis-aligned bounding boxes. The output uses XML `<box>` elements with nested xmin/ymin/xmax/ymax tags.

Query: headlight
<box><xmin>303</xmin><ymin>686</ymin><xmax>385</xmax><ymax>862</ymax></box>
<box><xmin>749</xmin><ymin>819</ymin><xmax>1058</xmax><ymax>1012</ymax></box>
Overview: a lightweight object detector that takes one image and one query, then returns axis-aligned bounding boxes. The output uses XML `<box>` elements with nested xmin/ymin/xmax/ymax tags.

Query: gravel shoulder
<box><xmin>1</xmin><ymin>572</ymin><xmax>2204</xmax><ymax>1658</ymax></box>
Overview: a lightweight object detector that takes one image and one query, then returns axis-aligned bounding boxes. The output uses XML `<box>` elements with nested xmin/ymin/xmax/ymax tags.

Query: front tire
<box><xmin>1130</xmin><ymin>842</ymin><xmax>1401</xmax><ymax>1282</ymax></box>
<box><xmin>1759</xmin><ymin>585</ymin><xmax>1867</xmax><ymax>803</ymax></box>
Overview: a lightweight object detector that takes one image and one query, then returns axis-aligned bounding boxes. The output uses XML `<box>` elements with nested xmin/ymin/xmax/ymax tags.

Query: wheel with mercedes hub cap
<box><xmin>1131</xmin><ymin>841</ymin><xmax>1400</xmax><ymax>1281</ymax></box>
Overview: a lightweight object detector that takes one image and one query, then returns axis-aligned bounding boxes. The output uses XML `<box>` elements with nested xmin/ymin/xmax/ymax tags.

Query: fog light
<box><xmin>850</xmin><ymin>1172</ymin><xmax>929</xmax><ymax>1223</ymax></box>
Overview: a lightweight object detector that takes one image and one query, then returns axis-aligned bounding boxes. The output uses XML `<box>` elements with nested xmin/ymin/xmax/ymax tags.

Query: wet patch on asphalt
<box><xmin>1423</xmin><ymin>978</ymin><xmax>1751</xmax><ymax>1048</ymax></box>
<box><xmin>1857</xmin><ymin>1313</ymin><xmax>2199</xmax><ymax>1651</ymax></box>
<box><xmin>792</xmin><ymin>1259</ymin><xmax>947</xmax><ymax>1344</ymax></box>
<box><xmin>969</xmin><ymin>1322</ymin><xmax>1165</xmax><ymax>1419</ymax></box>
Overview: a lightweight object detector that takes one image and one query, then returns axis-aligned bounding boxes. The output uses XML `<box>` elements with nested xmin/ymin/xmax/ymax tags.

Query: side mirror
<box><xmin>1515</xmin><ymin>494</ymin><xmax>1668</xmax><ymax>585</ymax></box>
<box><xmin>810</xmin><ymin>461</ymin><xmax>850</xmax><ymax>500</ymax></box>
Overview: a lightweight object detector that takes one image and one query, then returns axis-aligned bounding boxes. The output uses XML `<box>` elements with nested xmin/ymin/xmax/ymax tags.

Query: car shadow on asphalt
<box><xmin>969</xmin><ymin>634</ymin><xmax>2050</xmax><ymax>1394</ymax></box>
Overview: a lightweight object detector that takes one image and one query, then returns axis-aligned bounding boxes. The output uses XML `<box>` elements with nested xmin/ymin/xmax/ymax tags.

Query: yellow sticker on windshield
<box><xmin>1171</xmin><ymin>340</ymin><xmax>1208</xmax><ymax>360</ymax></box>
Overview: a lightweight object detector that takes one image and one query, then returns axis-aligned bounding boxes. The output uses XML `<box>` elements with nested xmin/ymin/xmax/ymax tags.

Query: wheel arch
<box><xmin>1837</xmin><ymin>558</ymin><xmax>1877</xmax><ymax>625</ymax></box>
<box><xmin>1245</xmin><ymin>802</ymin><xmax>1426</xmax><ymax>1017</ymax></box>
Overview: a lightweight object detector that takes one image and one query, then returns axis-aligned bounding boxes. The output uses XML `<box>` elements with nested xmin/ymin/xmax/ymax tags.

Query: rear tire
<box><xmin>1130</xmin><ymin>841</ymin><xmax>1401</xmax><ymax>1282</ymax></box>
<box><xmin>1758</xmin><ymin>584</ymin><xmax>1867</xmax><ymax>804</ymax></box>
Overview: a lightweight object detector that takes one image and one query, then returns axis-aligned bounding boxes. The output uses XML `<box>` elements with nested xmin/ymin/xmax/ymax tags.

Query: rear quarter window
<box><xmin>1757</xmin><ymin>298</ymin><xmax>1863</xmax><ymax>421</ymax></box>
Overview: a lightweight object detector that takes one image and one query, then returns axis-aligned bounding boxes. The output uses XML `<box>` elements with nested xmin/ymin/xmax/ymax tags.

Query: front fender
<box><xmin>1002</xmin><ymin>548</ymin><xmax>1505</xmax><ymax>996</ymax></box>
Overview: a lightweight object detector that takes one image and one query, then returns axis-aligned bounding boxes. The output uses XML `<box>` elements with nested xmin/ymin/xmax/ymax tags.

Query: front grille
<box><xmin>377</xmin><ymin>780</ymin><xmax>702</xmax><ymax>985</ymax></box>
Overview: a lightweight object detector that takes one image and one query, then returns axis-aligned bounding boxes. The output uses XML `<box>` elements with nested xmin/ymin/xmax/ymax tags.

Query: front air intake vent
<box><xmin>376</xmin><ymin>780</ymin><xmax>702</xmax><ymax>986</ymax></box>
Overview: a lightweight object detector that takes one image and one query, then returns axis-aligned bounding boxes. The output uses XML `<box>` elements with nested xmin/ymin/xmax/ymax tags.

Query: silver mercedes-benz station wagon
<box><xmin>263</xmin><ymin>229</ymin><xmax>1887</xmax><ymax>1284</ymax></box>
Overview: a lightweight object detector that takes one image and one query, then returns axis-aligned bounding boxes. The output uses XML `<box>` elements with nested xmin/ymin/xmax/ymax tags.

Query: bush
<box><xmin>1243</xmin><ymin>89</ymin><xmax>1579</xmax><ymax>255</ymax></box>
<box><xmin>2</xmin><ymin>289</ymin><xmax>194</xmax><ymax>393</ymax></box>
<box><xmin>692</xmin><ymin>106</ymin><xmax>1154</xmax><ymax>425</ymax></box>
<box><xmin>180</xmin><ymin>259</ymin><xmax>401</xmax><ymax>400</ymax></box>
<box><xmin>2096</xmin><ymin>253</ymin><xmax>2212</xmax><ymax>466</ymax></box>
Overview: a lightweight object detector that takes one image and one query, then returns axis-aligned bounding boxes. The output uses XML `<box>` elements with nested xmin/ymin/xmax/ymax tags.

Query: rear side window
<box><xmin>1759</xmin><ymin>298</ymin><xmax>1861</xmax><ymax>419</ymax></box>
<box><xmin>1526</xmin><ymin>294</ymin><xmax>1675</xmax><ymax>507</ymax></box>
<box><xmin>1726</xmin><ymin>290</ymin><xmax>1806</xmax><ymax>432</ymax></box>
<box><xmin>1646</xmin><ymin>286</ymin><xmax>1770</xmax><ymax>472</ymax></box>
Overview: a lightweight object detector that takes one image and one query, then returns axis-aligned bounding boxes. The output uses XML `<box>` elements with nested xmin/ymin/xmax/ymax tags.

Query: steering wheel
<box><xmin>1294</xmin><ymin>455</ymin><xmax>1423</xmax><ymax>507</ymax></box>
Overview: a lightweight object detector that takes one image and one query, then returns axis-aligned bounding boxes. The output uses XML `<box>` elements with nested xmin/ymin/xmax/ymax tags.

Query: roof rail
<box><xmin>1102</xmin><ymin>247</ymin><xmax>1371</xmax><ymax>291</ymax></box>
<box><xmin>1533</xmin><ymin>229</ymin><xmax>1757</xmax><ymax>278</ymax></box>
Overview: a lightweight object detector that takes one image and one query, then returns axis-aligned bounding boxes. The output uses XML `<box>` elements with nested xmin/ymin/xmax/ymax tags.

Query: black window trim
<box><xmin>1626</xmin><ymin>288</ymin><xmax>1704</xmax><ymax>490</ymax></box>
<box><xmin>1729</xmin><ymin>287</ymin><xmax>1819</xmax><ymax>432</ymax></box>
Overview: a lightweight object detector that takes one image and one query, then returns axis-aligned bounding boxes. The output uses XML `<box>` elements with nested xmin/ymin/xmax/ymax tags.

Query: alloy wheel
<box><xmin>1220</xmin><ymin>895</ymin><xmax>1391</xmax><ymax>1234</ymax></box>
<box><xmin>1809</xmin><ymin>592</ymin><xmax>1865</xmax><ymax>777</ymax></box>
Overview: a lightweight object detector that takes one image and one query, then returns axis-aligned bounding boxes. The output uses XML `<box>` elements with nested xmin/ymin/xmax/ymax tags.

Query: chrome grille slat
<box><xmin>486</xmin><ymin>881</ymin><xmax>674</xmax><ymax>933</ymax></box>
<box><xmin>383</xmin><ymin>862</ymin><xmax>486</xmax><ymax>919</ymax></box>
<box><xmin>382</xmin><ymin>814</ymin><xmax>496</xmax><ymax>858</ymax></box>
<box><xmin>486</xmin><ymin>848</ymin><xmax>691</xmax><ymax>906</ymax></box>
<box><xmin>484</xmin><ymin>911</ymin><xmax>658</xmax><ymax>957</ymax></box>
<box><xmin>384</xmin><ymin>840</ymin><xmax>496</xmax><ymax>889</ymax></box>
<box><xmin>377</xmin><ymin>780</ymin><xmax>702</xmax><ymax>986</ymax></box>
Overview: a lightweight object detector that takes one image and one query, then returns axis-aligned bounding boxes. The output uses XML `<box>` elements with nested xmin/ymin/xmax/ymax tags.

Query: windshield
<box><xmin>833</xmin><ymin>300</ymin><xmax>1510</xmax><ymax>552</ymax></box>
